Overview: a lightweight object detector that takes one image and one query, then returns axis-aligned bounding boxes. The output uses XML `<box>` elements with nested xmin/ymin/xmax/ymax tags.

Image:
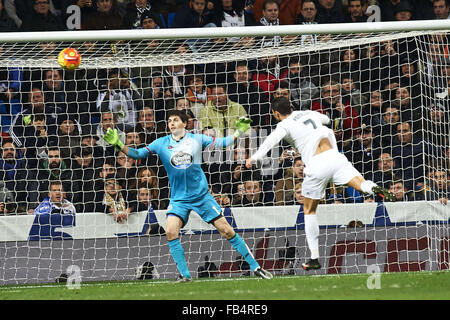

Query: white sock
<box><xmin>360</xmin><ymin>180</ymin><xmax>377</xmax><ymax>195</ymax></box>
<box><xmin>304</xmin><ymin>214</ymin><xmax>320</xmax><ymax>260</ymax></box>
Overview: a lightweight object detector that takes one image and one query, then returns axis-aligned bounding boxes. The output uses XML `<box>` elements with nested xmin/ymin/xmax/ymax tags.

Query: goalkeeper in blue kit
<box><xmin>103</xmin><ymin>110</ymin><xmax>273</xmax><ymax>281</ymax></box>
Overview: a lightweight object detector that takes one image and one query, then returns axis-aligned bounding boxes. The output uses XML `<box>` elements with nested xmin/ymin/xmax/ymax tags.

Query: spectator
<box><xmin>133</xmin><ymin>106</ymin><xmax>166</xmax><ymax>147</ymax></box>
<box><xmin>185</xmin><ymin>73</ymin><xmax>211</xmax><ymax>119</ymax></box>
<box><xmin>34</xmin><ymin>146</ymin><xmax>74</xmax><ymax>206</ymax></box>
<box><xmin>334</xmin><ymin>48</ymin><xmax>363</xmax><ymax>84</ymax></box>
<box><xmin>185</xmin><ymin>108</ymin><xmax>201</xmax><ymax>133</ymax></box>
<box><xmin>316</xmin><ymin>0</ymin><xmax>345</xmax><ymax>23</ymax></box>
<box><xmin>70</xmin><ymin>144</ymin><xmax>97</xmax><ymax>212</ymax></box>
<box><xmin>293</xmin><ymin>181</ymin><xmax>304</xmax><ymax>206</ymax></box>
<box><xmin>281</xmin><ymin>57</ymin><xmax>319</xmax><ymax>111</ymax></box>
<box><xmin>252</xmin><ymin>55</ymin><xmax>282</xmax><ymax>98</ymax></box>
<box><xmin>140</xmin><ymin>9</ymin><xmax>162</xmax><ymax>34</ymax></box>
<box><xmin>21</xmin><ymin>113</ymin><xmax>58</xmax><ymax>168</ymax></box>
<box><xmin>424</xmin><ymin>102</ymin><xmax>449</xmax><ymax>153</ymax></box>
<box><xmin>116</xmin><ymin>150</ymin><xmax>138</xmax><ymax>190</ymax></box>
<box><xmin>94</xmin><ymin>174</ymin><xmax>137</xmax><ymax>222</ymax></box>
<box><xmin>142</xmin><ymin>72</ymin><xmax>170</xmax><ymax>122</ymax></box>
<box><xmin>340</xmin><ymin>73</ymin><xmax>368</xmax><ymax>116</ymax></box>
<box><xmin>388</xmin><ymin>179</ymin><xmax>422</xmax><ymax>201</ymax></box>
<box><xmin>9</xmin><ymin>87</ymin><xmax>61</xmax><ymax>159</ymax></box>
<box><xmin>258</xmin><ymin>0</ymin><xmax>281</xmax><ymax>47</ymax></box>
<box><xmin>433</xmin><ymin>0</ymin><xmax>450</xmax><ymax>19</ymax></box>
<box><xmin>162</xmin><ymin>58</ymin><xmax>191</xmax><ymax>100</ymax></box>
<box><xmin>394</xmin><ymin>1</ymin><xmax>414</xmax><ymax>21</ymax></box>
<box><xmin>56</xmin><ymin>114</ymin><xmax>81</xmax><ymax>161</ymax></box>
<box><xmin>42</xmin><ymin>69</ymin><xmax>83</xmax><ymax>121</ymax></box>
<box><xmin>210</xmin><ymin>185</ymin><xmax>232</xmax><ymax>207</ymax></box>
<box><xmin>96</xmin><ymin>68</ymin><xmax>143</xmax><ymax>131</ymax></box>
<box><xmin>294</xmin><ymin>0</ymin><xmax>320</xmax><ymax>44</ymax></box>
<box><xmin>390</xmin><ymin>86</ymin><xmax>422</xmax><ymax>127</ymax></box>
<box><xmin>378</xmin><ymin>0</ymin><xmax>408</xmax><ymax>21</ymax></box>
<box><xmin>379</xmin><ymin>105</ymin><xmax>401</xmax><ymax>149</ymax></box>
<box><xmin>345</xmin><ymin>0</ymin><xmax>366</xmax><ymax>22</ymax></box>
<box><xmin>83</xmin><ymin>0</ymin><xmax>122</xmax><ymax>30</ymax></box>
<box><xmin>424</xmin><ymin>41</ymin><xmax>450</xmax><ymax>99</ymax></box>
<box><xmin>212</xmin><ymin>0</ymin><xmax>256</xmax><ymax>28</ymax></box>
<box><xmin>33</xmin><ymin>181</ymin><xmax>76</xmax><ymax>215</ymax></box>
<box><xmin>236</xmin><ymin>179</ymin><xmax>268</xmax><ymax>207</ymax></box>
<box><xmin>124</xmin><ymin>127</ymin><xmax>144</xmax><ymax>149</ymax></box>
<box><xmin>252</xmin><ymin>0</ymin><xmax>302</xmax><ymax>25</ymax></box>
<box><xmin>311</xmin><ymin>79</ymin><xmax>359</xmax><ymax>141</ymax></box>
<box><xmin>174</xmin><ymin>97</ymin><xmax>191</xmax><ymax>112</ymax></box>
<box><xmin>93</xmin><ymin>157</ymin><xmax>116</xmax><ymax>191</ymax></box>
<box><xmin>426</xmin><ymin>168</ymin><xmax>449</xmax><ymax>204</ymax></box>
<box><xmin>0</xmin><ymin>181</ymin><xmax>15</xmax><ymax>215</ymax></box>
<box><xmin>95</xmin><ymin>110</ymin><xmax>125</xmax><ymax>158</ymax></box>
<box><xmin>391</xmin><ymin>121</ymin><xmax>427</xmax><ymax>190</ymax></box>
<box><xmin>344</xmin><ymin>124</ymin><xmax>381</xmax><ymax>178</ymax></box>
<box><xmin>0</xmin><ymin>139</ymin><xmax>37</xmax><ymax>213</ymax></box>
<box><xmin>122</xmin><ymin>0</ymin><xmax>156</xmax><ymax>29</ymax></box>
<box><xmin>199</xmin><ymin>84</ymin><xmax>248</xmax><ymax>138</ymax></box>
<box><xmin>136</xmin><ymin>182</ymin><xmax>165</xmax><ymax>235</ymax></box>
<box><xmin>272</xmin><ymin>81</ymin><xmax>291</xmax><ymax>102</ymax></box>
<box><xmin>360</xmin><ymin>89</ymin><xmax>386</xmax><ymax>129</ymax></box>
<box><xmin>274</xmin><ymin>157</ymin><xmax>304</xmax><ymax>206</ymax></box>
<box><xmin>136</xmin><ymin>167</ymin><xmax>161</xmax><ymax>209</ymax></box>
<box><xmin>227</xmin><ymin>61</ymin><xmax>271</xmax><ymax>130</ymax></box>
<box><xmin>0</xmin><ymin>0</ymin><xmax>17</xmax><ymax>32</ymax></box>
<box><xmin>20</xmin><ymin>0</ymin><xmax>64</xmax><ymax>32</ymax></box>
<box><xmin>369</xmin><ymin>151</ymin><xmax>403</xmax><ymax>195</ymax></box>
<box><xmin>172</xmin><ymin>0</ymin><xmax>213</xmax><ymax>28</ymax></box>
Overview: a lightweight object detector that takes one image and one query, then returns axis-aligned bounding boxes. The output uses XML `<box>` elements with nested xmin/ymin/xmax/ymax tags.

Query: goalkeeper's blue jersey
<box><xmin>138</xmin><ymin>133</ymin><xmax>232</xmax><ymax>202</ymax></box>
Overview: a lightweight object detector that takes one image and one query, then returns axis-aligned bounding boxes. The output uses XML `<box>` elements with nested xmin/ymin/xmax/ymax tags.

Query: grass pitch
<box><xmin>0</xmin><ymin>271</ymin><xmax>449</xmax><ymax>300</ymax></box>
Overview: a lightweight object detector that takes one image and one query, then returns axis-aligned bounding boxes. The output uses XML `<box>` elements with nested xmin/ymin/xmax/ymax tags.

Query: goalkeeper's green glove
<box><xmin>233</xmin><ymin>117</ymin><xmax>252</xmax><ymax>138</ymax></box>
<box><xmin>103</xmin><ymin>128</ymin><xmax>124</xmax><ymax>151</ymax></box>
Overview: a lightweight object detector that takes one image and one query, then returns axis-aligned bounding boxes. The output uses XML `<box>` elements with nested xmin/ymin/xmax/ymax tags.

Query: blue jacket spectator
<box><xmin>173</xmin><ymin>0</ymin><xmax>213</xmax><ymax>28</ymax></box>
<box><xmin>33</xmin><ymin>181</ymin><xmax>76</xmax><ymax>215</ymax></box>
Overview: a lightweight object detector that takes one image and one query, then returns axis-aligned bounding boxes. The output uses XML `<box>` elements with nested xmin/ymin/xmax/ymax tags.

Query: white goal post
<box><xmin>0</xmin><ymin>20</ymin><xmax>449</xmax><ymax>285</ymax></box>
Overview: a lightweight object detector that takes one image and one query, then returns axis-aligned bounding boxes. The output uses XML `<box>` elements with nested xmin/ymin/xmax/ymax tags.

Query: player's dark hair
<box><xmin>167</xmin><ymin>109</ymin><xmax>188</xmax><ymax>123</ymax></box>
<box><xmin>271</xmin><ymin>97</ymin><xmax>293</xmax><ymax>115</ymax></box>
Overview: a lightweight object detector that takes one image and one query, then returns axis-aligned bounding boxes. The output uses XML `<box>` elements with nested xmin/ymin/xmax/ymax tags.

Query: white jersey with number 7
<box><xmin>251</xmin><ymin>110</ymin><xmax>337</xmax><ymax>167</ymax></box>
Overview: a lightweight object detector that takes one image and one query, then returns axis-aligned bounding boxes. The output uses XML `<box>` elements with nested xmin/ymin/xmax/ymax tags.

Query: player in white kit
<box><xmin>245</xmin><ymin>97</ymin><xmax>395</xmax><ymax>270</ymax></box>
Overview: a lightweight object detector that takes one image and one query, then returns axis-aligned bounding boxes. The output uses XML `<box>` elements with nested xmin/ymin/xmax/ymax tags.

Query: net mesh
<box><xmin>0</xmin><ymin>27</ymin><xmax>449</xmax><ymax>284</ymax></box>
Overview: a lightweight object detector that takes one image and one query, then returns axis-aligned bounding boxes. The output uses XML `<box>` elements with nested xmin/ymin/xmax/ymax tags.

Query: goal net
<box><xmin>0</xmin><ymin>21</ymin><xmax>449</xmax><ymax>285</ymax></box>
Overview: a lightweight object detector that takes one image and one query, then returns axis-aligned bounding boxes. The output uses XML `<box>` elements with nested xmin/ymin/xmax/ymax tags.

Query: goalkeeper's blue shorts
<box><xmin>166</xmin><ymin>192</ymin><xmax>223</xmax><ymax>227</ymax></box>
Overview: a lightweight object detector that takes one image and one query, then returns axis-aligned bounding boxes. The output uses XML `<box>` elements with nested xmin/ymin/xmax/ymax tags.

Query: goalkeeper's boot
<box><xmin>254</xmin><ymin>267</ymin><xmax>273</xmax><ymax>279</ymax></box>
<box><xmin>302</xmin><ymin>258</ymin><xmax>321</xmax><ymax>271</ymax></box>
<box><xmin>372</xmin><ymin>185</ymin><xmax>396</xmax><ymax>202</ymax></box>
<box><xmin>175</xmin><ymin>275</ymin><xmax>193</xmax><ymax>283</ymax></box>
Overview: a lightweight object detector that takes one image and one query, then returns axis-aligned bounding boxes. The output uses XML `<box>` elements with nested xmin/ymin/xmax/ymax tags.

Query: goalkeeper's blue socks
<box><xmin>228</xmin><ymin>233</ymin><xmax>260</xmax><ymax>271</ymax></box>
<box><xmin>168</xmin><ymin>238</ymin><xmax>191</xmax><ymax>279</ymax></box>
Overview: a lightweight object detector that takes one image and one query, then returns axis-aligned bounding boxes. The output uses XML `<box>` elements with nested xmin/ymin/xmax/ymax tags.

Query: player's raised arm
<box><xmin>102</xmin><ymin>128</ymin><xmax>152</xmax><ymax>159</ymax></box>
<box><xmin>245</xmin><ymin>125</ymin><xmax>287</xmax><ymax>168</ymax></box>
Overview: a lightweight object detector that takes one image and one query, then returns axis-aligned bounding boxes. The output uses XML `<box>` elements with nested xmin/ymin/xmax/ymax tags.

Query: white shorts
<box><xmin>301</xmin><ymin>149</ymin><xmax>361</xmax><ymax>200</ymax></box>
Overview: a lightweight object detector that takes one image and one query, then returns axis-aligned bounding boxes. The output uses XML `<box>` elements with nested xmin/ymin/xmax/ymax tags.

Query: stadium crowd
<box><xmin>0</xmin><ymin>0</ymin><xmax>449</xmax><ymax>218</ymax></box>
